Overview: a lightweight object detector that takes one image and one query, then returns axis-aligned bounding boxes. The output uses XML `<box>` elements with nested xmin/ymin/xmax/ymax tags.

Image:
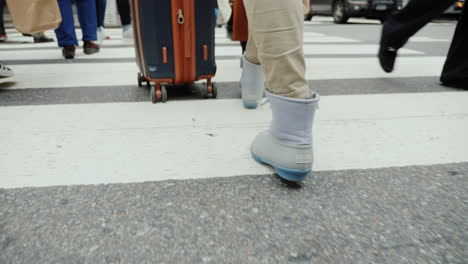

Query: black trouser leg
<box><xmin>96</xmin><ymin>0</ymin><xmax>107</xmax><ymax>28</ymax></box>
<box><xmin>0</xmin><ymin>0</ymin><xmax>6</xmax><ymax>35</ymax></box>
<box><xmin>116</xmin><ymin>0</ymin><xmax>131</xmax><ymax>26</ymax></box>
<box><xmin>241</xmin><ymin>41</ymin><xmax>247</xmax><ymax>54</ymax></box>
<box><xmin>440</xmin><ymin>5</ymin><xmax>468</xmax><ymax>88</ymax></box>
<box><xmin>381</xmin><ymin>0</ymin><xmax>456</xmax><ymax>49</ymax></box>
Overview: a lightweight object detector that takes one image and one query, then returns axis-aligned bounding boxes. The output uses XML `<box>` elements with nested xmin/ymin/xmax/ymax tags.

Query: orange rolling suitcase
<box><xmin>131</xmin><ymin>0</ymin><xmax>218</xmax><ymax>103</ymax></box>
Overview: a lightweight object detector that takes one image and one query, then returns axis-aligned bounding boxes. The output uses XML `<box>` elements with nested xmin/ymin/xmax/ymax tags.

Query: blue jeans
<box><xmin>55</xmin><ymin>0</ymin><xmax>97</xmax><ymax>47</ymax></box>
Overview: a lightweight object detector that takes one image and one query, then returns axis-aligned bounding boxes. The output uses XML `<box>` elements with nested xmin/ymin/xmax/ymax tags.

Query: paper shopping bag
<box><xmin>6</xmin><ymin>0</ymin><xmax>62</xmax><ymax>35</ymax></box>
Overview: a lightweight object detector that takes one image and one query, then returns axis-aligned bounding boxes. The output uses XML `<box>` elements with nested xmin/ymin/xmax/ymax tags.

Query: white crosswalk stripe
<box><xmin>0</xmin><ymin>26</ymin><xmax>466</xmax><ymax>189</ymax></box>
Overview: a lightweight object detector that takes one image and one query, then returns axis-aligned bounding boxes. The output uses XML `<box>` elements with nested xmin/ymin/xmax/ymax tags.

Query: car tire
<box><xmin>333</xmin><ymin>0</ymin><xmax>349</xmax><ymax>24</ymax></box>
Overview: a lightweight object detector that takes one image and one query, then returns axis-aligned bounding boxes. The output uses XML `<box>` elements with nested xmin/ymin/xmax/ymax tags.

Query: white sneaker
<box><xmin>122</xmin><ymin>25</ymin><xmax>133</xmax><ymax>42</ymax></box>
<box><xmin>97</xmin><ymin>27</ymin><xmax>104</xmax><ymax>45</ymax></box>
<box><xmin>0</xmin><ymin>64</ymin><xmax>15</xmax><ymax>79</ymax></box>
<box><xmin>97</xmin><ymin>27</ymin><xmax>109</xmax><ymax>45</ymax></box>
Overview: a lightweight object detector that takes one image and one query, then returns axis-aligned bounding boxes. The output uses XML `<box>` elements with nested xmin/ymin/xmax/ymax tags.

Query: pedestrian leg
<box><xmin>116</xmin><ymin>0</ymin><xmax>132</xmax><ymax>39</ymax></box>
<box><xmin>76</xmin><ymin>0</ymin><xmax>98</xmax><ymax>42</ymax></box>
<box><xmin>55</xmin><ymin>0</ymin><xmax>79</xmax><ymax>47</ymax></box>
<box><xmin>96</xmin><ymin>0</ymin><xmax>107</xmax><ymax>28</ymax></box>
<box><xmin>245</xmin><ymin>0</ymin><xmax>320</xmax><ymax>182</ymax></box>
<box><xmin>378</xmin><ymin>0</ymin><xmax>456</xmax><ymax>72</ymax></box>
<box><xmin>239</xmin><ymin>4</ymin><xmax>265</xmax><ymax>109</ymax></box>
<box><xmin>440</xmin><ymin>5</ymin><xmax>468</xmax><ymax>88</ymax></box>
<box><xmin>0</xmin><ymin>0</ymin><xmax>6</xmax><ymax>38</ymax></box>
<box><xmin>116</xmin><ymin>0</ymin><xmax>131</xmax><ymax>26</ymax></box>
<box><xmin>244</xmin><ymin>0</ymin><xmax>309</xmax><ymax>98</ymax></box>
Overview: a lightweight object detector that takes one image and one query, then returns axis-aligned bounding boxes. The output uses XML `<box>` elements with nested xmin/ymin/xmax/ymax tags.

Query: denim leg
<box><xmin>54</xmin><ymin>0</ymin><xmax>79</xmax><ymax>47</ymax></box>
<box><xmin>77</xmin><ymin>0</ymin><xmax>98</xmax><ymax>42</ymax></box>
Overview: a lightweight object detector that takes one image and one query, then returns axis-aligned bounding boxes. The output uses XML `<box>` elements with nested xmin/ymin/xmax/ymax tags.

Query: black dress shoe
<box><xmin>62</xmin><ymin>46</ymin><xmax>76</xmax><ymax>59</ymax></box>
<box><xmin>378</xmin><ymin>46</ymin><xmax>397</xmax><ymax>73</ymax></box>
<box><xmin>440</xmin><ymin>81</ymin><xmax>468</xmax><ymax>89</ymax></box>
<box><xmin>34</xmin><ymin>36</ymin><xmax>55</xmax><ymax>43</ymax></box>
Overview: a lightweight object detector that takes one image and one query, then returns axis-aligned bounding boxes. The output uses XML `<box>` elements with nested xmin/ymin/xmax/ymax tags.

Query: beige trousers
<box><xmin>243</xmin><ymin>0</ymin><xmax>310</xmax><ymax>99</ymax></box>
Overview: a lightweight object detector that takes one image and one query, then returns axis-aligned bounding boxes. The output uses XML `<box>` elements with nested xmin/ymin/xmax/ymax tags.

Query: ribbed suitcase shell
<box><xmin>131</xmin><ymin>0</ymin><xmax>218</xmax><ymax>102</ymax></box>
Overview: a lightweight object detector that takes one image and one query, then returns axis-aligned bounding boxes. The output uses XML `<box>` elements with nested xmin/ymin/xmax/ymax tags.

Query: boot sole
<box><xmin>251</xmin><ymin>152</ymin><xmax>311</xmax><ymax>182</ymax></box>
<box><xmin>84</xmin><ymin>49</ymin><xmax>100</xmax><ymax>55</ymax></box>
<box><xmin>243</xmin><ymin>101</ymin><xmax>258</xmax><ymax>109</ymax></box>
<box><xmin>63</xmin><ymin>53</ymin><xmax>75</xmax><ymax>59</ymax></box>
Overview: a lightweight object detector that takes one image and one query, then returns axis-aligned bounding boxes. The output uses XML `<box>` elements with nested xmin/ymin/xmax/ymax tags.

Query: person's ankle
<box><xmin>122</xmin><ymin>24</ymin><xmax>132</xmax><ymax>31</ymax></box>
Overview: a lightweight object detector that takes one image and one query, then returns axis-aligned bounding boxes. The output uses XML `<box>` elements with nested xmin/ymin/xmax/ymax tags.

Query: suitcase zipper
<box><xmin>177</xmin><ymin>9</ymin><xmax>184</xmax><ymax>24</ymax></box>
<box><xmin>172</xmin><ymin>0</ymin><xmax>195</xmax><ymax>84</ymax></box>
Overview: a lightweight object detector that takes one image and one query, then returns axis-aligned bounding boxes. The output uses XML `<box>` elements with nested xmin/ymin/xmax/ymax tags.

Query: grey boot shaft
<box><xmin>240</xmin><ymin>56</ymin><xmax>265</xmax><ymax>109</ymax></box>
<box><xmin>268</xmin><ymin>92</ymin><xmax>319</xmax><ymax>145</ymax></box>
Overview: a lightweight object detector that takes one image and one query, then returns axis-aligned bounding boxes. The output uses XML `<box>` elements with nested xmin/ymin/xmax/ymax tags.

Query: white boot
<box><xmin>240</xmin><ymin>56</ymin><xmax>265</xmax><ymax>109</ymax></box>
<box><xmin>251</xmin><ymin>91</ymin><xmax>319</xmax><ymax>181</ymax></box>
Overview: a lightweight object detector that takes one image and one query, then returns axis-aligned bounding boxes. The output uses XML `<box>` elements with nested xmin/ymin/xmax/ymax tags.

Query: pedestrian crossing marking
<box><xmin>1</xmin><ymin>92</ymin><xmax>467</xmax><ymax>188</ymax></box>
<box><xmin>1</xmin><ymin>27</ymin><xmax>466</xmax><ymax>189</ymax></box>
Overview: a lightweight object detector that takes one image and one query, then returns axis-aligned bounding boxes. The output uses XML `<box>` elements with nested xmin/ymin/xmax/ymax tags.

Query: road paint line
<box><xmin>1</xmin><ymin>92</ymin><xmax>467</xmax><ymax>188</ymax></box>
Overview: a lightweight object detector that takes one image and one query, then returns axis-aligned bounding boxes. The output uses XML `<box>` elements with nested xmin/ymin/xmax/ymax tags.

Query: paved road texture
<box><xmin>1</xmin><ymin>17</ymin><xmax>467</xmax><ymax>263</ymax></box>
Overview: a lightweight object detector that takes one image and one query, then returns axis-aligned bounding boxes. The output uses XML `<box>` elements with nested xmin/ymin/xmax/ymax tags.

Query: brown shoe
<box><xmin>62</xmin><ymin>46</ymin><xmax>76</xmax><ymax>59</ymax></box>
<box><xmin>83</xmin><ymin>41</ymin><xmax>100</xmax><ymax>55</ymax></box>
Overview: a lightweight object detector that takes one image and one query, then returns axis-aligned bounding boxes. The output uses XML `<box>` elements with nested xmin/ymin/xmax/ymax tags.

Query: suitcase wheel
<box><xmin>212</xmin><ymin>82</ymin><xmax>218</xmax><ymax>99</ymax></box>
<box><xmin>150</xmin><ymin>84</ymin><xmax>168</xmax><ymax>103</ymax></box>
<box><xmin>203</xmin><ymin>82</ymin><xmax>217</xmax><ymax>99</ymax></box>
<box><xmin>137</xmin><ymin>72</ymin><xmax>144</xmax><ymax>87</ymax></box>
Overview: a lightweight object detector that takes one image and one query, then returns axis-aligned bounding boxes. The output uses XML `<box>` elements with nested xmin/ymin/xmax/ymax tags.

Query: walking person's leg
<box><xmin>96</xmin><ymin>0</ymin><xmax>108</xmax><ymax>44</ymax></box>
<box><xmin>240</xmin><ymin>14</ymin><xmax>265</xmax><ymax>109</ymax></box>
<box><xmin>116</xmin><ymin>0</ymin><xmax>132</xmax><ymax>39</ymax></box>
<box><xmin>378</xmin><ymin>0</ymin><xmax>456</xmax><ymax>72</ymax></box>
<box><xmin>440</xmin><ymin>5</ymin><xmax>468</xmax><ymax>88</ymax></box>
<box><xmin>0</xmin><ymin>0</ymin><xmax>6</xmax><ymax>41</ymax></box>
<box><xmin>76</xmin><ymin>0</ymin><xmax>100</xmax><ymax>54</ymax></box>
<box><xmin>243</xmin><ymin>0</ymin><xmax>319</xmax><ymax>181</ymax></box>
<box><xmin>96</xmin><ymin>0</ymin><xmax>106</xmax><ymax>28</ymax></box>
<box><xmin>55</xmin><ymin>0</ymin><xmax>79</xmax><ymax>58</ymax></box>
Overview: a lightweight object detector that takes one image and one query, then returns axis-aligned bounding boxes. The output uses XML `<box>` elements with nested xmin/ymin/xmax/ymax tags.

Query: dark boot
<box><xmin>83</xmin><ymin>41</ymin><xmax>100</xmax><ymax>55</ymax></box>
<box><xmin>62</xmin><ymin>46</ymin><xmax>76</xmax><ymax>59</ymax></box>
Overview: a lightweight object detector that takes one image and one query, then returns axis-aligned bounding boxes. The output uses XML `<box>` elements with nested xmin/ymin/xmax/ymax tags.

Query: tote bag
<box><xmin>6</xmin><ymin>0</ymin><xmax>62</xmax><ymax>34</ymax></box>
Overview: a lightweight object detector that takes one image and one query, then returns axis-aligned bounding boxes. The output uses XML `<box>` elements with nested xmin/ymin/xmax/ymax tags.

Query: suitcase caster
<box><xmin>137</xmin><ymin>72</ymin><xmax>146</xmax><ymax>87</ymax></box>
<box><xmin>203</xmin><ymin>81</ymin><xmax>217</xmax><ymax>99</ymax></box>
<box><xmin>212</xmin><ymin>82</ymin><xmax>218</xmax><ymax>99</ymax></box>
<box><xmin>150</xmin><ymin>84</ymin><xmax>168</xmax><ymax>103</ymax></box>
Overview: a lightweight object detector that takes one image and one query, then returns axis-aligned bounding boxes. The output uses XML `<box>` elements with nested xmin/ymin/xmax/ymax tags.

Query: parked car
<box><xmin>444</xmin><ymin>0</ymin><xmax>464</xmax><ymax>15</ymax></box>
<box><xmin>305</xmin><ymin>0</ymin><xmax>400</xmax><ymax>24</ymax></box>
